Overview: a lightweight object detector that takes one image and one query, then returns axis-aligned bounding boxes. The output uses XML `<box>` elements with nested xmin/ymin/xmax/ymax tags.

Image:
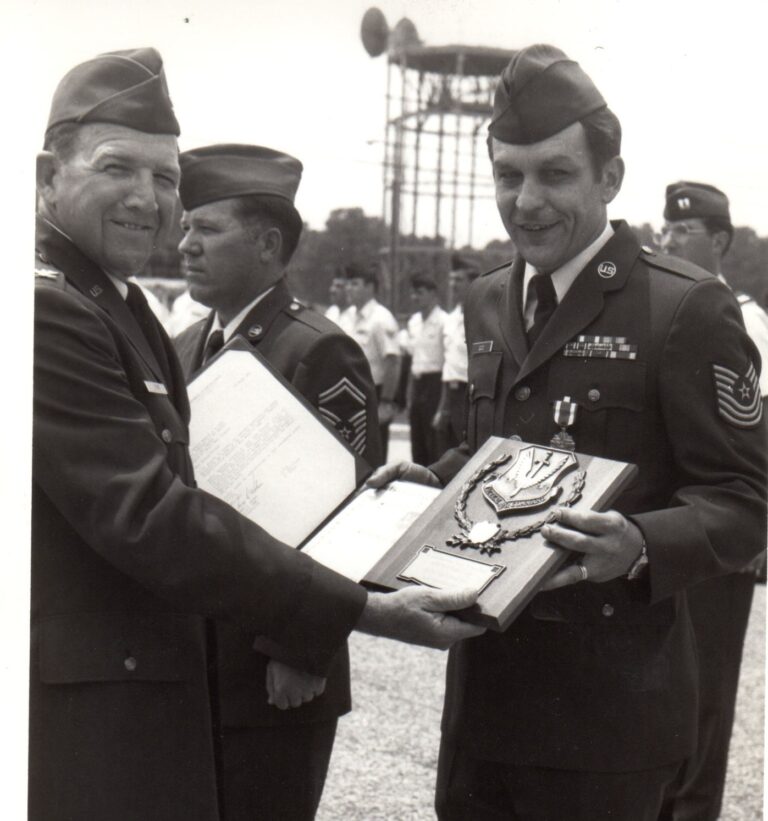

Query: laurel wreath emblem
<box><xmin>446</xmin><ymin>452</ymin><xmax>587</xmax><ymax>555</ymax></box>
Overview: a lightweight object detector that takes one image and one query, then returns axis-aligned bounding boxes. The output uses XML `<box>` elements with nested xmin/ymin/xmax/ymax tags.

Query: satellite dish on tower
<box><xmin>390</xmin><ymin>17</ymin><xmax>421</xmax><ymax>53</ymax></box>
<box><xmin>360</xmin><ymin>7</ymin><xmax>389</xmax><ymax>57</ymax></box>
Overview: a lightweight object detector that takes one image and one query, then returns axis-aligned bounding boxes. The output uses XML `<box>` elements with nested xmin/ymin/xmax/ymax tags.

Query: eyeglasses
<box><xmin>655</xmin><ymin>223</ymin><xmax>709</xmax><ymax>245</ymax></box>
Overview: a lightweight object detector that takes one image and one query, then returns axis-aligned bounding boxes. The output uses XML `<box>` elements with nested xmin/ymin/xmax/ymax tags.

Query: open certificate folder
<box><xmin>186</xmin><ymin>337</ymin><xmax>372</xmax><ymax>547</ymax></box>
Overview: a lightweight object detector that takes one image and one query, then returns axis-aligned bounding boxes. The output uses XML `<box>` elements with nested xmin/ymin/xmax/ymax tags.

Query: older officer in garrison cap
<box><xmin>173</xmin><ymin>144</ymin><xmax>383</xmax><ymax>821</ymax></box>
<box><xmin>658</xmin><ymin>180</ymin><xmax>768</xmax><ymax>821</ymax></box>
<box><xmin>370</xmin><ymin>44</ymin><xmax>766</xmax><ymax>820</ymax></box>
<box><xmin>32</xmin><ymin>49</ymin><xmax>483</xmax><ymax>821</ymax></box>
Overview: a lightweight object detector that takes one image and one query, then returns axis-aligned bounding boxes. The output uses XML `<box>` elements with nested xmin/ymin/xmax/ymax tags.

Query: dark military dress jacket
<box><xmin>175</xmin><ymin>278</ymin><xmax>382</xmax><ymax>727</ymax></box>
<box><xmin>431</xmin><ymin>221</ymin><xmax>767</xmax><ymax>772</ymax></box>
<box><xmin>30</xmin><ymin>219</ymin><xmax>367</xmax><ymax>821</ymax></box>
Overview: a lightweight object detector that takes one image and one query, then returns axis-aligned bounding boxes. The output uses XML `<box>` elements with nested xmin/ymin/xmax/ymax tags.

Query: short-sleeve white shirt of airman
<box><xmin>407</xmin><ymin>305</ymin><xmax>446</xmax><ymax>376</ymax></box>
<box><xmin>442</xmin><ymin>304</ymin><xmax>468</xmax><ymax>383</ymax></box>
<box><xmin>350</xmin><ymin>298</ymin><xmax>400</xmax><ymax>386</ymax></box>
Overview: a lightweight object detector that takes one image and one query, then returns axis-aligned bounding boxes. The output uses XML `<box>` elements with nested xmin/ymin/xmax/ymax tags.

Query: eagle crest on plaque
<box><xmin>446</xmin><ymin>445</ymin><xmax>586</xmax><ymax>555</ymax></box>
<box><xmin>482</xmin><ymin>446</ymin><xmax>578</xmax><ymax>513</ymax></box>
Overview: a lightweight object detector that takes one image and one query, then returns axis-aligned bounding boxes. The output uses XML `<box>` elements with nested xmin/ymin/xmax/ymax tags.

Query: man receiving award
<box><xmin>370</xmin><ymin>44</ymin><xmax>767</xmax><ymax>820</ymax></box>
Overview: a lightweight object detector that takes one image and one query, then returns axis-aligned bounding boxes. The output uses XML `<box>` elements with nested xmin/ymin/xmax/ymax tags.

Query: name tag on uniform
<box><xmin>472</xmin><ymin>341</ymin><xmax>494</xmax><ymax>354</ymax></box>
<box><xmin>144</xmin><ymin>380</ymin><xmax>169</xmax><ymax>395</ymax></box>
<box><xmin>563</xmin><ymin>335</ymin><xmax>637</xmax><ymax>360</ymax></box>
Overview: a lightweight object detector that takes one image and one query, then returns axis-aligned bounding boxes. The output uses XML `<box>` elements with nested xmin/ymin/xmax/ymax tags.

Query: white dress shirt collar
<box><xmin>206</xmin><ymin>286</ymin><xmax>275</xmax><ymax>345</ymax></box>
<box><xmin>523</xmin><ymin>221</ymin><xmax>615</xmax><ymax>319</ymax></box>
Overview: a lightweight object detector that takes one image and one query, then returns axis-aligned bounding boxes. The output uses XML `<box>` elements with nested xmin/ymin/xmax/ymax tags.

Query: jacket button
<box><xmin>515</xmin><ymin>386</ymin><xmax>531</xmax><ymax>401</ymax></box>
<box><xmin>161</xmin><ymin>429</ymin><xmax>173</xmax><ymax>443</ymax></box>
<box><xmin>601</xmin><ymin>603</ymin><xmax>615</xmax><ymax>618</ymax></box>
<box><xmin>510</xmin><ymin>434</ymin><xmax>522</xmax><ymax>441</ymax></box>
<box><xmin>588</xmin><ymin>388</ymin><xmax>601</xmax><ymax>403</ymax></box>
<box><xmin>124</xmin><ymin>656</ymin><xmax>137</xmax><ymax>672</ymax></box>
<box><xmin>247</xmin><ymin>324</ymin><xmax>262</xmax><ymax>338</ymax></box>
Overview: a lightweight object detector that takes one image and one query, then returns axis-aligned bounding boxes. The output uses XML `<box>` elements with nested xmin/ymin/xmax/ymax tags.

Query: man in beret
<box><xmin>172</xmin><ymin>143</ymin><xmax>383</xmax><ymax>820</ymax></box>
<box><xmin>404</xmin><ymin>274</ymin><xmax>446</xmax><ymax>465</ymax></box>
<box><xmin>370</xmin><ymin>44</ymin><xmax>766</xmax><ymax>819</ymax></box>
<box><xmin>32</xmin><ymin>48</ymin><xmax>483</xmax><ymax>821</ymax></box>
<box><xmin>658</xmin><ymin>181</ymin><xmax>768</xmax><ymax>821</ymax></box>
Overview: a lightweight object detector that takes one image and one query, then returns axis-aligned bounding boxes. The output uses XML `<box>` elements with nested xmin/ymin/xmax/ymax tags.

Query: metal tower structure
<box><xmin>361</xmin><ymin>10</ymin><xmax>514</xmax><ymax>310</ymax></box>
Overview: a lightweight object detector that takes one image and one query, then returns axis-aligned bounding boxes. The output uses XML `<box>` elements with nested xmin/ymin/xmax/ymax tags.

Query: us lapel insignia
<box><xmin>712</xmin><ymin>361</ymin><xmax>762</xmax><ymax>428</ymax></box>
<box><xmin>597</xmin><ymin>261</ymin><xmax>617</xmax><ymax>279</ymax></box>
<box><xmin>89</xmin><ymin>284</ymin><xmax>103</xmax><ymax>297</ymax></box>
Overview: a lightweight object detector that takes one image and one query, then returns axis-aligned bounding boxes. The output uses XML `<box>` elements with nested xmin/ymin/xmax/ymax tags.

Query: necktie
<box><xmin>202</xmin><ymin>329</ymin><xmax>225</xmax><ymax>364</ymax></box>
<box><xmin>526</xmin><ymin>273</ymin><xmax>557</xmax><ymax>346</ymax></box>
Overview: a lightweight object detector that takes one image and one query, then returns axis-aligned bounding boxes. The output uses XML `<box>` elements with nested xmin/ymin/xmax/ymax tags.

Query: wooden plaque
<box><xmin>363</xmin><ymin>436</ymin><xmax>638</xmax><ymax>631</ymax></box>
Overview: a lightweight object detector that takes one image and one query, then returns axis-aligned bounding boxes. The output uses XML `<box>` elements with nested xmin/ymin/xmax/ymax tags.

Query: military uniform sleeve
<box><xmin>631</xmin><ymin>278</ymin><xmax>767</xmax><ymax>602</ymax></box>
<box><xmin>291</xmin><ymin>331</ymin><xmax>384</xmax><ymax>469</ymax></box>
<box><xmin>33</xmin><ymin>285</ymin><xmax>366</xmax><ymax>675</ymax></box>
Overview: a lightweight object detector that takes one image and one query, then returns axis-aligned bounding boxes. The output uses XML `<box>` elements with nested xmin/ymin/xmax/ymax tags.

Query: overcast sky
<box><xmin>13</xmin><ymin>0</ymin><xmax>768</xmax><ymax>241</ymax></box>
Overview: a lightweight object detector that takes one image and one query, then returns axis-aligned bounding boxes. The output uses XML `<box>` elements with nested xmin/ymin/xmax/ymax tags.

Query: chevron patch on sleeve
<box><xmin>712</xmin><ymin>361</ymin><xmax>762</xmax><ymax>429</ymax></box>
<box><xmin>317</xmin><ymin>377</ymin><xmax>368</xmax><ymax>455</ymax></box>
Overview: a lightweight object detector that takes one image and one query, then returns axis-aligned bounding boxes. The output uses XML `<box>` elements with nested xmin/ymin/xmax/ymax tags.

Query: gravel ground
<box><xmin>318</xmin><ymin>588</ymin><xmax>764</xmax><ymax>821</ymax></box>
<box><xmin>317</xmin><ymin>432</ymin><xmax>765</xmax><ymax>820</ymax></box>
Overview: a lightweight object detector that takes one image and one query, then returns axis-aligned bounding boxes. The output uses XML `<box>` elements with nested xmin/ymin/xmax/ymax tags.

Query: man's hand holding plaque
<box><xmin>540</xmin><ymin>507</ymin><xmax>646</xmax><ymax>589</ymax></box>
<box><xmin>362</xmin><ymin>437</ymin><xmax>638</xmax><ymax>631</ymax></box>
<box><xmin>357</xmin><ymin>586</ymin><xmax>486</xmax><ymax>649</ymax></box>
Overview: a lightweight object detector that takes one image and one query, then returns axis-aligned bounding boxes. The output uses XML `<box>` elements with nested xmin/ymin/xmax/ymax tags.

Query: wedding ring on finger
<box><xmin>577</xmin><ymin>561</ymin><xmax>589</xmax><ymax>582</ymax></box>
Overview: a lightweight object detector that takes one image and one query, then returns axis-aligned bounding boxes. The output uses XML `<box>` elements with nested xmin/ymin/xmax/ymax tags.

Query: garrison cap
<box><xmin>664</xmin><ymin>181</ymin><xmax>731</xmax><ymax>224</ymax></box>
<box><xmin>489</xmin><ymin>44</ymin><xmax>606</xmax><ymax>144</ymax></box>
<box><xmin>179</xmin><ymin>144</ymin><xmax>303</xmax><ymax>211</ymax></box>
<box><xmin>46</xmin><ymin>47</ymin><xmax>180</xmax><ymax>136</ymax></box>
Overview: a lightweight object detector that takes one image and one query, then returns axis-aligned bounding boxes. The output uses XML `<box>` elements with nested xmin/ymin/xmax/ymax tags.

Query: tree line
<box><xmin>146</xmin><ymin>207</ymin><xmax>768</xmax><ymax>315</ymax></box>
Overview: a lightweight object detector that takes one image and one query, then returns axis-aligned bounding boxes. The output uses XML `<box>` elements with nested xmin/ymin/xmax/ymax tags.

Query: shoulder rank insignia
<box><xmin>712</xmin><ymin>361</ymin><xmax>762</xmax><ymax>429</ymax></box>
<box><xmin>318</xmin><ymin>377</ymin><xmax>367</xmax><ymax>455</ymax></box>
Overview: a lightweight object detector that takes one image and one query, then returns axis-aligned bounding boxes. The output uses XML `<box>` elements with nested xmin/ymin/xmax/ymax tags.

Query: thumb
<box><xmin>422</xmin><ymin>587</ymin><xmax>480</xmax><ymax>613</ymax></box>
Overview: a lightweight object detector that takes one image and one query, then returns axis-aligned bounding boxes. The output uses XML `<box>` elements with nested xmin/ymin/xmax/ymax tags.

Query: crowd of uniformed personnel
<box><xmin>31</xmin><ymin>41</ymin><xmax>766</xmax><ymax>821</ymax></box>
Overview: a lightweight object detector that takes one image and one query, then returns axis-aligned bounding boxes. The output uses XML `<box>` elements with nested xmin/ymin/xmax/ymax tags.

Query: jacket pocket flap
<box><xmin>469</xmin><ymin>351</ymin><xmax>503</xmax><ymax>400</ymax></box>
<box><xmin>547</xmin><ymin>358</ymin><xmax>646</xmax><ymax>411</ymax></box>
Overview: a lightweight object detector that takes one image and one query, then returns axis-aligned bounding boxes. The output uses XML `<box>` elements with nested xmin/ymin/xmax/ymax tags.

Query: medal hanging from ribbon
<box><xmin>550</xmin><ymin>396</ymin><xmax>578</xmax><ymax>451</ymax></box>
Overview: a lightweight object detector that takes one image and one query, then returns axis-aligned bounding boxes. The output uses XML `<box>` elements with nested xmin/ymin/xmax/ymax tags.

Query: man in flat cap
<box><xmin>32</xmin><ymin>48</ymin><xmax>482</xmax><ymax>821</ymax></box>
<box><xmin>173</xmin><ymin>143</ymin><xmax>383</xmax><ymax>820</ymax></box>
<box><xmin>370</xmin><ymin>44</ymin><xmax>766</xmax><ymax>819</ymax></box>
<box><xmin>658</xmin><ymin>181</ymin><xmax>768</xmax><ymax>821</ymax></box>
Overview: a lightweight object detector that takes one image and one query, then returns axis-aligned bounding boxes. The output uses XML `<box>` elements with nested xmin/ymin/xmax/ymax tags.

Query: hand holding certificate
<box><xmin>186</xmin><ymin>339</ymin><xmax>485</xmax><ymax>650</ymax></box>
